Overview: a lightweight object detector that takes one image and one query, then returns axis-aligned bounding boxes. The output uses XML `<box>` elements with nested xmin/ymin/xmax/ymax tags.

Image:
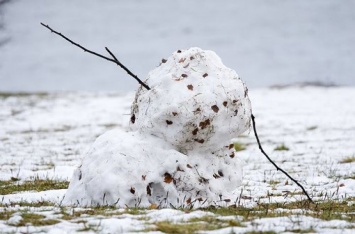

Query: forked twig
<box><xmin>40</xmin><ymin>22</ymin><xmax>150</xmax><ymax>90</ymax></box>
<box><xmin>251</xmin><ymin>114</ymin><xmax>313</xmax><ymax>203</ymax></box>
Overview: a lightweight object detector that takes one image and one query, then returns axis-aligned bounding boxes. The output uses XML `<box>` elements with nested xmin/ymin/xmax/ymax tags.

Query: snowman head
<box><xmin>130</xmin><ymin>47</ymin><xmax>251</xmax><ymax>153</ymax></box>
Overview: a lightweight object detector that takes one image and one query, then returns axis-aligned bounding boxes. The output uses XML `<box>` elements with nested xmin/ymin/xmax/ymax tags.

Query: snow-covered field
<box><xmin>1</xmin><ymin>87</ymin><xmax>354</xmax><ymax>233</ymax></box>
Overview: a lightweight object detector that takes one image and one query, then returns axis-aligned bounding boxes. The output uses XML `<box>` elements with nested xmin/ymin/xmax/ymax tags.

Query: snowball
<box><xmin>130</xmin><ymin>47</ymin><xmax>251</xmax><ymax>153</ymax></box>
<box><xmin>63</xmin><ymin>129</ymin><xmax>244</xmax><ymax>208</ymax></box>
<box><xmin>63</xmin><ymin>47</ymin><xmax>252</xmax><ymax>208</ymax></box>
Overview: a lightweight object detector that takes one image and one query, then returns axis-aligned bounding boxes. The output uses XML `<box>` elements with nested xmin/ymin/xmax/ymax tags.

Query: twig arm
<box><xmin>105</xmin><ymin>47</ymin><xmax>150</xmax><ymax>90</ymax></box>
<box><xmin>40</xmin><ymin>23</ymin><xmax>115</xmax><ymax>63</ymax></box>
<box><xmin>40</xmin><ymin>22</ymin><xmax>150</xmax><ymax>90</ymax></box>
<box><xmin>251</xmin><ymin>114</ymin><xmax>313</xmax><ymax>203</ymax></box>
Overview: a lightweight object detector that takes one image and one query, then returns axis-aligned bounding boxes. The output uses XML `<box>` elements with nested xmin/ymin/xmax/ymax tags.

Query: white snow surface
<box><xmin>131</xmin><ymin>48</ymin><xmax>251</xmax><ymax>153</ymax></box>
<box><xmin>0</xmin><ymin>86</ymin><xmax>354</xmax><ymax>233</ymax></box>
<box><xmin>63</xmin><ymin>48</ymin><xmax>250</xmax><ymax>208</ymax></box>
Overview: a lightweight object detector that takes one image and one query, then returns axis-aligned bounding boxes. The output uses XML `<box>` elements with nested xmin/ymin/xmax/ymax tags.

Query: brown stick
<box><xmin>251</xmin><ymin>114</ymin><xmax>313</xmax><ymax>203</ymax></box>
<box><xmin>40</xmin><ymin>22</ymin><xmax>150</xmax><ymax>90</ymax></box>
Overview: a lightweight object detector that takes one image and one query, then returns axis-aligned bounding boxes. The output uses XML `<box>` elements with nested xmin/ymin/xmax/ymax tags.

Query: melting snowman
<box><xmin>63</xmin><ymin>47</ymin><xmax>252</xmax><ymax>208</ymax></box>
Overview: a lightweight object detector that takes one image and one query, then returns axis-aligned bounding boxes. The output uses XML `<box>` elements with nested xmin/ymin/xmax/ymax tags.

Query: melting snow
<box><xmin>63</xmin><ymin>48</ymin><xmax>251</xmax><ymax>208</ymax></box>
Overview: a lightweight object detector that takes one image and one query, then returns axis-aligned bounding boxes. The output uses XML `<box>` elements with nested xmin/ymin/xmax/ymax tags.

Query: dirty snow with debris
<box><xmin>0</xmin><ymin>85</ymin><xmax>354</xmax><ymax>233</ymax></box>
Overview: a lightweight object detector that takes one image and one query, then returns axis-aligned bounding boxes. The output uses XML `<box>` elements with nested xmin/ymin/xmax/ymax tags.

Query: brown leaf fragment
<box><xmin>149</xmin><ymin>204</ymin><xmax>158</xmax><ymax>209</ymax></box>
<box><xmin>161</xmin><ymin>58</ymin><xmax>167</xmax><ymax>63</ymax></box>
<box><xmin>198</xmin><ymin>176</ymin><xmax>208</xmax><ymax>183</ymax></box>
<box><xmin>187</xmin><ymin>84</ymin><xmax>193</xmax><ymax>91</ymax></box>
<box><xmin>193</xmin><ymin>107</ymin><xmax>201</xmax><ymax>114</ymax></box>
<box><xmin>147</xmin><ymin>185</ymin><xmax>151</xmax><ymax>196</ymax></box>
<box><xmin>130</xmin><ymin>114</ymin><xmax>136</xmax><ymax>124</ymax></box>
<box><xmin>223</xmin><ymin>101</ymin><xmax>228</xmax><ymax>107</ymax></box>
<box><xmin>229</xmin><ymin>151</ymin><xmax>235</xmax><ymax>158</ymax></box>
<box><xmin>224</xmin><ymin>199</ymin><xmax>231</xmax><ymax>202</ymax></box>
<box><xmin>192</xmin><ymin>128</ymin><xmax>198</xmax><ymax>135</ymax></box>
<box><xmin>199</xmin><ymin>119</ymin><xmax>211</xmax><ymax>129</ymax></box>
<box><xmin>142</xmin><ymin>175</ymin><xmax>146</xmax><ymax>181</ymax></box>
<box><xmin>177</xmin><ymin>50</ymin><xmax>182</xmax><ymax>53</ymax></box>
<box><xmin>232</xmin><ymin>100</ymin><xmax>238</xmax><ymax>104</ymax></box>
<box><xmin>228</xmin><ymin>144</ymin><xmax>234</xmax><ymax>149</ymax></box>
<box><xmin>202</xmin><ymin>73</ymin><xmax>208</xmax><ymax>78</ymax></box>
<box><xmin>172</xmin><ymin>112</ymin><xmax>178</xmax><ymax>116</ymax></box>
<box><xmin>211</xmin><ymin>105</ymin><xmax>219</xmax><ymax>113</ymax></box>
<box><xmin>164</xmin><ymin>172</ymin><xmax>173</xmax><ymax>183</ymax></box>
<box><xmin>187</xmin><ymin>164</ymin><xmax>193</xmax><ymax>169</ymax></box>
<box><xmin>181</xmin><ymin>74</ymin><xmax>188</xmax><ymax>78</ymax></box>
<box><xmin>166</xmin><ymin>120</ymin><xmax>173</xmax><ymax>125</ymax></box>
<box><xmin>218</xmin><ymin>170</ymin><xmax>224</xmax><ymax>177</ymax></box>
<box><xmin>194</xmin><ymin>139</ymin><xmax>205</xmax><ymax>144</ymax></box>
<box><xmin>177</xmin><ymin>166</ymin><xmax>184</xmax><ymax>172</ymax></box>
<box><xmin>213</xmin><ymin>173</ymin><xmax>220</xmax><ymax>179</ymax></box>
<box><xmin>179</xmin><ymin>58</ymin><xmax>186</xmax><ymax>63</ymax></box>
<box><xmin>130</xmin><ymin>187</ymin><xmax>135</xmax><ymax>194</ymax></box>
<box><xmin>190</xmin><ymin>56</ymin><xmax>194</xmax><ymax>60</ymax></box>
<box><xmin>183</xmin><ymin>63</ymin><xmax>190</xmax><ymax>68</ymax></box>
<box><xmin>186</xmin><ymin>197</ymin><xmax>192</xmax><ymax>204</ymax></box>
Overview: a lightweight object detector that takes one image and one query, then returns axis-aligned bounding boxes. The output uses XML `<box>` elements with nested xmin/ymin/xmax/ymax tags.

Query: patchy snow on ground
<box><xmin>0</xmin><ymin>86</ymin><xmax>355</xmax><ymax>233</ymax></box>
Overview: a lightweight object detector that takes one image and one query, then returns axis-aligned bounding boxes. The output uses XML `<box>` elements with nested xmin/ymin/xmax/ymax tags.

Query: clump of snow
<box><xmin>131</xmin><ymin>47</ymin><xmax>251</xmax><ymax>153</ymax></box>
<box><xmin>7</xmin><ymin>214</ymin><xmax>23</xmax><ymax>226</ymax></box>
<box><xmin>63</xmin><ymin>48</ymin><xmax>251</xmax><ymax>208</ymax></box>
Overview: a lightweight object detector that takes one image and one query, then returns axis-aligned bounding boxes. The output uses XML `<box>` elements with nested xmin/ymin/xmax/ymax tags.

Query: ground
<box><xmin>0</xmin><ymin>87</ymin><xmax>354</xmax><ymax>233</ymax></box>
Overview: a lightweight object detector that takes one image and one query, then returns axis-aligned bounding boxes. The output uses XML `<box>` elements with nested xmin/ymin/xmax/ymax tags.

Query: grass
<box><xmin>306</xmin><ymin>126</ymin><xmax>318</xmax><ymax>131</ymax></box>
<box><xmin>0</xmin><ymin>177</ymin><xmax>69</xmax><ymax>195</ymax></box>
<box><xmin>152</xmin><ymin>221</ymin><xmax>218</xmax><ymax>233</ymax></box>
<box><xmin>59</xmin><ymin>206</ymin><xmax>145</xmax><ymax>221</ymax></box>
<box><xmin>284</xmin><ymin>228</ymin><xmax>316</xmax><ymax>233</ymax></box>
<box><xmin>0</xmin><ymin>92</ymin><xmax>49</xmax><ymax>98</ymax></box>
<box><xmin>8</xmin><ymin>212</ymin><xmax>59</xmax><ymax>227</ymax></box>
<box><xmin>0</xmin><ymin>178</ymin><xmax>354</xmax><ymax>232</ymax></box>
<box><xmin>340</xmin><ymin>156</ymin><xmax>355</xmax><ymax>164</ymax></box>
<box><xmin>246</xmin><ymin>232</ymin><xmax>276</xmax><ymax>234</ymax></box>
<box><xmin>274</xmin><ymin>144</ymin><xmax>289</xmax><ymax>151</ymax></box>
<box><xmin>0</xmin><ymin>210</ymin><xmax>15</xmax><ymax>220</ymax></box>
<box><xmin>234</xmin><ymin>142</ymin><xmax>246</xmax><ymax>152</ymax></box>
<box><xmin>0</xmin><ymin>201</ymin><xmax>56</xmax><ymax>208</ymax></box>
<box><xmin>147</xmin><ymin>215</ymin><xmax>244</xmax><ymax>234</ymax></box>
<box><xmin>0</xmin><ymin>197</ymin><xmax>353</xmax><ymax>232</ymax></box>
<box><xmin>202</xmin><ymin>198</ymin><xmax>354</xmax><ymax>222</ymax></box>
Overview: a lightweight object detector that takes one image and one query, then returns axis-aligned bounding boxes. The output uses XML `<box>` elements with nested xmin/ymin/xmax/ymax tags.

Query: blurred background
<box><xmin>0</xmin><ymin>0</ymin><xmax>354</xmax><ymax>93</ymax></box>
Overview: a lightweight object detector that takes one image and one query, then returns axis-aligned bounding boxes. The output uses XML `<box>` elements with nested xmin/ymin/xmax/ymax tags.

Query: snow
<box><xmin>2</xmin><ymin>190</ymin><xmax>66</xmax><ymax>205</ymax></box>
<box><xmin>63</xmin><ymin>48</ymin><xmax>250</xmax><ymax>208</ymax></box>
<box><xmin>131</xmin><ymin>48</ymin><xmax>251</xmax><ymax>153</ymax></box>
<box><xmin>7</xmin><ymin>214</ymin><xmax>22</xmax><ymax>226</ymax></box>
<box><xmin>1</xmin><ymin>86</ymin><xmax>354</xmax><ymax>232</ymax></box>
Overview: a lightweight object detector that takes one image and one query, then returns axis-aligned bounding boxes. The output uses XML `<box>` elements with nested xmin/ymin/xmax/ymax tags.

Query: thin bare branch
<box><xmin>105</xmin><ymin>47</ymin><xmax>150</xmax><ymax>90</ymax></box>
<box><xmin>251</xmin><ymin>114</ymin><xmax>314</xmax><ymax>203</ymax></box>
<box><xmin>40</xmin><ymin>22</ymin><xmax>150</xmax><ymax>90</ymax></box>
